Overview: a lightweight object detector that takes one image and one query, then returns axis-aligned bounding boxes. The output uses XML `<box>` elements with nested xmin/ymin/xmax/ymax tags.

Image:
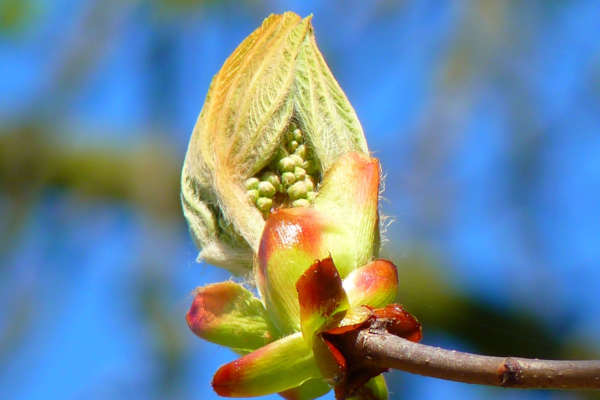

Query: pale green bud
<box><xmin>278</xmin><ymin>157</ymin><xmax>296</xmax><ymax>172</ymax></box>
<box><xmin>287</xmin><ymin>181</ymin><xmax>307</xmax><ymax>200</ymax></box>
<box><xmin>293</xmin><ymin>128</ymin><xmax>303</xmax><ymax>141</ymax></box>
<box><xmin>258</xmin><ymin>181</ymin><xmax>276</xmax><ymax>198</ymax></box>
<box><xmin>294</xmin><ymin>167</ymin><xmax>306</xmax><ymax>181</ymax></box>
<box><xmin>292</xmin><ymin>198</ymin><xmax>310</xmax><ymax>207</ymax></box>
<box><xmin>257</xmin><ymin>197</ymin><xmax>273</xmax><ymax>212</ymax></box>
<box><xmin>281</xmin><ymin>172</ymin><xmax>296</xmax><ymax>186</ymax></box>
<box><xmin>245</xmin><ymin>177</ymin><xmax>259</xmax><ymax>190</ymax></box>
<box><xmin>247</xmin><ymin>189</ymin><xmax>259</xmax><ymax>204</ymax></box>
<box><xmin>261</xmin><ymin>171</ymin><xmax>281</xmax><ymax>191</ymax></box>
<box><xmin>295</xmin><ymin>144</ymin><xmax>306</xmax><ymax>159</ymax></box>
<box><xmin>289</xmin><ymin>154</ymin><xmax>304</xmax><ymax>167</ymax></box>
<box><xmin>288</xmin><ymin>140</ymin><xmax>299</xmax><ymax>153</ymax></box>
<box><xmin>304</xmin><ymin>177</ymin><xmax>315</xmax><ymax>192</ymax></box>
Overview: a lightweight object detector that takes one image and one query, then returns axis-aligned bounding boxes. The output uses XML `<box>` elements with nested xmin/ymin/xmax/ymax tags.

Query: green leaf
<box><xmin>212</xmin><ymin>332</ymin><xmax>321</xmax><ymax>397</ymax></box>
<box><xmin>313</xmin><ymin>152</ymin><xmax>381</xmax><ymax>277</ymax></box>
<box><xmin>186</xmin><ymin>282</ymin><xmax>276</xmax><ymax>352</ymax></box>
<box><xmin>182</xmin><ymin>12</ymin><xmax>311</xmax><ymax>272</ymax></box>
<box><xmin>293</xmin><ymin>21</ymin><xmax>369</xmax><ymax>172</ymax></box>
<box><xmin>256</xmin><ymin>207</ymin><xmax>333</xmax><ymax>333</ymax></box>
<box><xmin>181</xmin><ymin>12</ymin><xmax>374</xmax><ymax>274</ymax></box>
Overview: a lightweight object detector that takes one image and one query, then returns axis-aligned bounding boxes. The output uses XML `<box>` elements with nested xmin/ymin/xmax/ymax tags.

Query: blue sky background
<box><xmin>1</xmin><ymin>1</ymin><xmax>599</xmax><ymax>399</ymax></box>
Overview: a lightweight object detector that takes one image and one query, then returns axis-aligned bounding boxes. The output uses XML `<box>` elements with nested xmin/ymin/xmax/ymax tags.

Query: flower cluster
<box><xmin>181</xmin><ymin>12</ymin><xmax>421</xmax><ymax>400</ymax></box>
<box><xmin>245</xmin><ymin>125</ymin><xmax>319</xmax><ymax>215</ymax></box>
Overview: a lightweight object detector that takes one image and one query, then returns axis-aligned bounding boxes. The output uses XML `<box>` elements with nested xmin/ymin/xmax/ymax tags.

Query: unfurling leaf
<box><xmin>186</xmin><ymin>282</ymin><xmax>275</xmax><ymax>353</ymax></box>
<box><xmin>212</xmin><ymin>333</ymin><xmax>321</xmax><ymax>397</ymax></box>
<box><xmin>181</xmin><ymin>12</ymin><xmax>368</xmax><ymax>274</ymax></box>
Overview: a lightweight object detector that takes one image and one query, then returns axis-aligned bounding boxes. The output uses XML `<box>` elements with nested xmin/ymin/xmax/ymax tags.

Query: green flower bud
<box><xmin>287</xmin><ymin>180</ymin><xmax>307</xmax><ymax>200</ymax></box>
<box><xmin>288</xmin><ymin>140</ymin><xmax>299</xmax><ymax>153</ymax></box>
<box><xmin>289</xmin><ymin>154</ymin><xmax>304</xmax><ymax>167</ymax></box>
<box><xmin>304</xmin><ymin>177</ymin><xmax>315</xmax><ymax>192</ymax></box>
<box><xmin>295</xmin><ymin>144</ymin><xmax>306</xmax><ymax>158</ymax></box>
<box><xmin>261</xmin><ymin>171</ymin><xmax>281</xmax><ymax>191</ymax></box>
<box><xmin>281</xmin><ymin>171</ymin><xmax>296</xmax><ymax>187</ymax></box>
<box><xmin>278</xmin><ymin>156</ymin><xmax>296</xmax><ymax>172</ymax></box>
<box><xmin>256</xmin><ymin>197</ymin><xmax>273</xmax><ymax>212</ymax></box>
<box><xmin>247</xmin><ymin>189</ymin><xmax>259</xmax><ymax>204</ymax></box>
<box><xmin>258</xmin><ymin>181</ymin><xmax>276</xmax><ymax>198</ymax></box>
<box><xmin>293</xmin><ymin>128</ymin><xmax>303</xmax><ymax>141</ymax></box>
<box><xmin>245</xmin><ymin>177</ymin><xmax>260</xmax><ymax>190</ymax></box>
<box><xmin>294</xmin><ymin>166</ymin><xmax>306</xmax><ymax>181</ymax></box>
<box><xmin>292</xmin><ymin>199</ymin><xmax>310</xmax><ymax>207</ymax></box>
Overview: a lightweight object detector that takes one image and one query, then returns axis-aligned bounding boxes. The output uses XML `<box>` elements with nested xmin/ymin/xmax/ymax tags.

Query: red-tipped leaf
<box><xmin>212</xmin><ymin>333</ymin><xmax>321</xmax><ymax>397</ymax></box>
<box><xmin>343</xmin><ymin>259</ymin><xmax>398</xmax><ymax>309</ymax></box>
<box><xmin>186</xmin><ymin>282</ymin><xmax>275</xmax><ymax>352</ymax></box>
<box><xmin>296</xmin><ymin>257</ymin><xmax>349</xmax><ymax>344</ymax></box>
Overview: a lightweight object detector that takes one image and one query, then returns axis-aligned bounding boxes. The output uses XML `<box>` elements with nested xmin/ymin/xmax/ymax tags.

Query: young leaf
<box><xmin>212</xmin><ymin>332</ymin><xmax>322</xmax><ymax>397</ymax></box>
<box><xmin>186</xmin><ymin>282</ymin><xmax>275</xmax><ymax>352</ymax></box>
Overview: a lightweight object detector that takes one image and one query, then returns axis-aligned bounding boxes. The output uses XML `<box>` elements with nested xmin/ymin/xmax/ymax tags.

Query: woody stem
<box><xmin>343</xmin><ymin>326</ymin><xmax>600</xmax><ymax>390</ymax></box>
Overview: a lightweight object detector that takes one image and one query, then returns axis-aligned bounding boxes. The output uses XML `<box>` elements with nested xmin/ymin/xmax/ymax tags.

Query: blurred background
<box><xmin>1</xmin><ymin>0</ymin><xmax>599</xmax><ymax>399</ymax></box>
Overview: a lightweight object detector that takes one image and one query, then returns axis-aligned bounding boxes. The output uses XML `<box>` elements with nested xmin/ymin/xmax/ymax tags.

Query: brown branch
<box><xmin>335</xmin><ymin>323</ymin><xmax>600</xmax><ymax>390</ymax></box>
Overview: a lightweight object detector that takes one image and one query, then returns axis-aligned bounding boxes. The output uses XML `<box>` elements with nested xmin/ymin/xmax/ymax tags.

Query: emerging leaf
<box><xmin>256</xmin><ymin>207</ymin><xmax>331</xmax><ymax>333</ymax></box>
<box><xmin>212</xmin><ymin>333</ymin><xmax>322</xmax><ymax>397</ymax></box>
<box><xmin>314</xmin><ymin>152</ymin><xmax>381</xmax><ymax>277</ymax></box>
<box><xmin>181</xmin><ymin>11</ymin><xmax>406</xmax><ymax>400</ymax></box>
<box><xmin>186</xmin><ymin>282</ymin><xmax>276</xmax><ymax>353</ymax></box>
<box><xmin>181</xmin><ymin>12</ymin><xmax>369</xmax><ymax>274</ymax></box>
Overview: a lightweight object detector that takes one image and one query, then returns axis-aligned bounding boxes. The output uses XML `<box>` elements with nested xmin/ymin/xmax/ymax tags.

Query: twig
<box><xmin>339</xmin><ymin>325</ymin><xmax>600</xmax><ymax>390</ymax></box>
